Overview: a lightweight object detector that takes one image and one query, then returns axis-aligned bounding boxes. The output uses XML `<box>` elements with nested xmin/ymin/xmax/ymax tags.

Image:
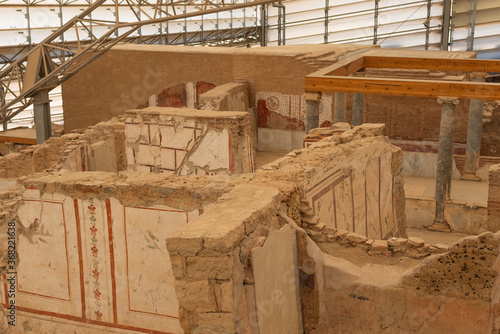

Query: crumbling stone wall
<box><xmin>488</xmin><ymin>164</ymin><xmax>500</xmax><ymax>231</ymax></box>
<box><xmin>124</xmin><ymin>108</ymin><xmax>254</xmax><ymax>175</ymax></box>
<box><xmin>166</xmin><ymin>183</ymin><xmax>287</xmax><ymax>334</ymax></box>
<box><xmin>313</xmin><ymin>232</ymin><xmax>500</xmax><ymax>334</ymax></box>
<box><xmin>254</xmin><ymin>123</ymin><xmax>406</xmax><ymax>240</ymax></box>
<box><xmin>0</xmin><ymin>118</ymin><xmax>126</xmax><ymax>179</ymax></box>
<box><xmin>0</xmin><ymin>171</ymin><xmax>250</xmax><ymax>333</ymax></box>
<box><xmin>198</xmin><ymin>82</ymin><xmax>249</xmax><ymax>112</ymax></box>
<box><xmin>163</xmin><ymin>123</ymin><xmax>407</xmax><ymax>333</ymax></box>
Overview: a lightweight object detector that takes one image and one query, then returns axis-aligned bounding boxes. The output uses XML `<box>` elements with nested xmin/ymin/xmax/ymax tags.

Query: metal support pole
<box><xmin>88</xmin><ymin>0</ymin><xmax>94</xmax><ymax>42</ymax></box>
<box><xmin>374</xmin><ymin>0</ymin><xmax>379</xmax><ymax>45</ymax></box>
<box><xmin>115</xmin><ymin>0</ymin><xmax>119</xmax><ymax>38</ymax></box>
<box><xmin>467</xmin><ymin>0</ymin><xmax>478</xmax><ymax>51</ymax></box>
<box><xmin>424</xmin><ymin>0</ymin><xmax>431</xmax><ymax>50</ymax></box>
<box><xmin>33</xmin><ymin>90</ymin><xmax>52</xmax><ymax>144</ymax></box>
<box><xmin>334</xmin><ymin>92</ymin><xmax>346</xmax><ymax>123</ymax></box>
<box><xmin>165</xmin><ymin>5</ymin><xmax>169</xmax><ymax>45</ymax></box>
<box><xmin>260</xmin><ymin>5</ymin><xmax>267</xmax><ymax>46</ymax></box>
<box><xmin>429</xmin><ymin>96</ymin><xmax>459</xmax><ymax>233</ymax></box>
<box><xmin>462</xmin><ymin>72</ymin><xmax>488</xmax><ymax>181</ymax></box>
<box><xmin>305</xmin><ymin>93</ymin><xmax>321</xmax><ymax>134</ymax></box>
<box><xmin>58</xmin><ymin>2</ymin><xmax>64</xmax><ymax>43</ymax></box>
<box><xmin>272</xmin><ymin>2</ymin><xmax>285</xmax><ymax>45</ymax></box>
<box><xmin>324</xmin><ymin>0</ymin><xmax>329</xmax><ymax>44</ymax></box>
<box><xmin>230</xmin><ymin>5</ymin><xmax>234</xmax><ymax>46</ymax></box>
<box><xmin>352</xmin><ymin>93</ymin><xmax>364</xmax><ymax>126</ymax></box>
<box><xmin>26</xmin><ymin>5</ymin><xmax>32</xmax><ymax>49</ymax></box>
<box><xmin>441</xmin><ymin>0</ymin><xmax>452</xmax><ymax>50</ymax></box>
<box><xmin>281</xmin><ymin>4</ymin><xmax>285</xmax><ymax>45</ymax></box>
<box><xmin>1</xmin><ymin>87</ymin><xmax>6</xmax><ymax>131</ymax></box>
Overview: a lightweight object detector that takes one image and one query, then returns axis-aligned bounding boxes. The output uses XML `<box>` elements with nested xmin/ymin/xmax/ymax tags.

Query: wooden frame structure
<box><xmin>305</xmin><ymin>51</ymin><xmax>500</xmax><ymax>100</ymax></box>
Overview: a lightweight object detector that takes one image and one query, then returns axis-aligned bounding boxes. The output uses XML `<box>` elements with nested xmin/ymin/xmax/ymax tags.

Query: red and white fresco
<box><xmin>10</xmin><ymin>187</ymin><xmax>198</xmax><ymax>333</ymax></box>
<box><xmin>304</xmin><ymin>150</ymin><xmax>396</xmax><ymax>240</ymax></box>
<box><xmin>256</xmin><ymin>91</ymin><xmax>334</xmax><ymax>130</ymax></box>
<box><xmin>125</xmin><ymin>113</ymin><xmax>253</xmax><ymax>176</ymax></box>
<box><xmin>137</xmin><ymin>81</ymin><xmax>217</xmax><ymax>110</ymax></box>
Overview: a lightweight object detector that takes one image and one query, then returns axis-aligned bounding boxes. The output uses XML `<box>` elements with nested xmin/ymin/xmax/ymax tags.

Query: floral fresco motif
<box><xmin>144</xmin><ymin>230</ymin><xmax>164</xmax><ymax>254</ymax></box>
<box><xmin>88</xmin><ymin>197</ymin><xmax>102</xmax><ymax>321</ymax></box>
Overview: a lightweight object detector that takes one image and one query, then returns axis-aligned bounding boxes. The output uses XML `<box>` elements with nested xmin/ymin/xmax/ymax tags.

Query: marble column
<box><xmin>305</xmin><ymin>92</ymin><xmax>321</xmax><ymax>134</ymax></box>
<box><xmin>429</xmin><ymin>96</ymin><xmax>459</xmax><ymax>232</ymax></box>
<box><xmin>352</xmin><ymin>93</ymin><xmax>364</xmax><ymax>126</ymax></box>
<box><xmin>462</xmin><ymin>72</ymin><xmax>489</xmax><ymax>181</ymax></box>
<box><xmin>333</xmin><ymin>92</ymin><xmax>346</xmax><ymax>123</ymax></box>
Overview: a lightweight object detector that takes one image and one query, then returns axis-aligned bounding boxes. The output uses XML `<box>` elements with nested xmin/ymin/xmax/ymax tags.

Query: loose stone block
<box><xmin>371</xmin><ymin>240</ymin><xmax>389</xmax><ymax>252</ymax></box>
<box><xmin>408</xmin><ymin>237</ymin><xmax>425</xmax><ymax>248</ymax></box>
<box><xmin>346</xmin><ymin>232</ymin><xmax>368</xmax><ymax>244</ymax></box>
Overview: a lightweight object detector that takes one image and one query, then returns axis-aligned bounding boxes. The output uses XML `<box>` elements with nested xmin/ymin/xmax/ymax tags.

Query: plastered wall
<box><xmin>124</xmin><ymin>108</ymin><xmax>254</xmax><ymax>175</ymax></box>
<box><xmin>2</xmin><ymin>171</ymin><xmax>245</xmax><ymax>333</ymax></box>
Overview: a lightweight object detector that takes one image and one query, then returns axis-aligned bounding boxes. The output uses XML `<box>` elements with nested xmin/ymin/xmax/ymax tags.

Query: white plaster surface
<box><xmin>258</xmin><ymin>128</ymin><xmax>305</xmax><ymax>152</ymax></box>
<box><xmin>181</xmin><ymin>129</ymin><xmax>230</xmax><ymax>175</ymax></box>
<box><xmin>304</xmin><ymin>142</ymin><xmax>396</xmax><ymax>239</ymax></box>
<box><xmin>16</xmin><ymin>191</ymin><xmax>83</xmax><ymax>317</ymax></box>
<box><xmin>251</xmin><ymin>225</ymin><xmax>302</xmax><ymax>334</ymax></box>
<box><xmin>403</xmin><ymin>151</ymin><xmax>461</xmax><ymax>179</ymax></box>
<box><xmin>13</xmin><ymin>189</ymin><xmax>191</xmax><ymax>333</ymax></box>
<box><xmin>0</xmin><ymin>178</ymin><xmax>16</xmax><ymax>190</ymax></box>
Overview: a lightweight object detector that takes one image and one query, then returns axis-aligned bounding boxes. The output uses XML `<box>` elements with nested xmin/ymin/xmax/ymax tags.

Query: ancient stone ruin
<box><xmin>0</xmin><ymin>44</ymin><xmax>499</xmax><ymax>334</ymax></box>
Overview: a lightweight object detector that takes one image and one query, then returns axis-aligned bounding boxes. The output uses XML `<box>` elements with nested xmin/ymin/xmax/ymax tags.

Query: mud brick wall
<box><xmin>363</xmin><ymin>95</ymin><xmax>471</xmax><ymax>143</ymax></box>
<box><xmin>61</xmin><ymin>44</ymin><xmax>371</xmax><ymax>132</ymax></box>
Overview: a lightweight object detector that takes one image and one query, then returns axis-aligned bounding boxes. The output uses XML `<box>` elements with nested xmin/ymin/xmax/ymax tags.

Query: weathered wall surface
<box><xmin>363</xmin><ymin>94</ymin><xmax>470</xmax><ymax>143</ymax></box>
<box><xmin>61</xmin><ymin>44</ymin><xmax>494</xmax><ymax>156</ymax></box>
<box><xmin>400</xmin><ymin>149</ymin><xmax>500</xmax><ymax>181</ymax></box>
<box><xmin>1</xmin><ymin>171</ymin><xmax>247</xmax><ymax>333</ymax></box>
<box><xmin>124</xmin><ymin>108</ymin><xmax>254</xmax><ymax>175</ymax></box>
<box><xmin>488</xmin><ymin>164</ymin><xmax>500</xmax><ymax>231</ymax></box>
<box><xmin>251</xmin><ymin>225</ymin><xmax>303</xmax><ymax>334</ymax></box>
<box><xmin>199</xmin><ymin>82</ymin><xmax>249</xmax><ymax>112</ymax></box>
<box><xmin>0</xmin><ymin>119</ymin><xmax>125</xmax><ymax>179</ymax></box>
<box><xmin>314</xmin><ymin>232</ymin><xmax>500</xmax><ymax>334</ymax></box>
<box><xmin>62</xmin><ymin>44</ymin><xmax>371</xmax><ymax>132</ymax></box>
<box><xmin>166</xmin><ymin>183</ymin><xmax>286</xmax><ymax>334</ymax></box>
<box><xmin>406</xmin><ymin>198</ymin><xmax>488</xmax><ymax>234</ymax></box>
<box><xmin>481</xmin><ymin>101</ymin><xmax>500</xmax><ymax>156</ymax></box>
<box><xmin>159</xmin><ymin>124</ymin><xmax>405</xmax><ymax>333</ymax></box>
<box><xmin>255</xmin><ymin>123</ymin><xmax>406</xmax><ymax>240</ymax></box>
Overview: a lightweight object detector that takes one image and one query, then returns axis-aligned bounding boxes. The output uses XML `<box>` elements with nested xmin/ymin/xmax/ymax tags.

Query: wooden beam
<box><xmin>305</xmin><ymin>76</ymin><xmax>500</xmax><ymax>100</ymax></box>
<box><xmin>0</xmin><ymin>135</ymin><xmax>36</xmax><ymax>145</ymax></box>
<box><xmin>364</xmin><ymin>56</ymin><xmax>500</xmax><ymax>73</ymax></box>
<box><xmin>326</xmin><ymin>55</ymin><xmax>365</xmax><ymax>76</ymax></box>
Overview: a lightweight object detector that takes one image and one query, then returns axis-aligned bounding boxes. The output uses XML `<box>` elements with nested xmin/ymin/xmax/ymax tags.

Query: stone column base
<box><xmin>461</xmin><ymin>173</ymin><xmax>481</xmax><ymax>182</ymax></box>
<box><xmin>428</xmin><ymin>220</ymin><xmax>451</xmax><ymax>233</ymax></box>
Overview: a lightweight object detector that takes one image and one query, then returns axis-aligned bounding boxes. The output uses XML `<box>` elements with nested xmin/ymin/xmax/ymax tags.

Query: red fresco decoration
<box><xmin>257</xmin><ymin>97</ymin><xmax>305</xmax><ymax>131</ymax></box>
<box><xmin>157</xmin><ymin>83</ymin><xmax>187</xmax><ymax>108</ymax></box>
<box><xmin>196</xmin><ymin>81</ymin><xmax>217</xmax><ymax>104</ymax></box>
<box><xmin>136</xmin><ymin>81</ymin><xmax>217</xmax><ymax>109</ymax></box>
